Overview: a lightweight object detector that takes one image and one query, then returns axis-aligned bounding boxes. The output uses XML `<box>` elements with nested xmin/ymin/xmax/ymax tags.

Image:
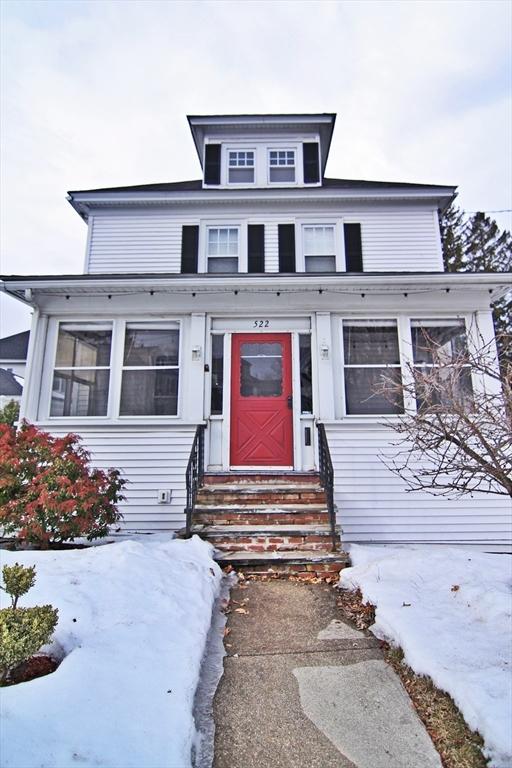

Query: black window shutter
<box><xmin>204</xmin><ymin>144</ymin><xmax>221</xmax><ymax>185</ymax></box>
<box><xmin>181</xmin><ymin>225</ymin><xmax>199</xmax><ymax>274</ymax></box>
<box><xmin>248</xmin><ymin>225</ymin><xmax>265</xmax><ymax>273</ymax></box>
<box><xmin>344</xmin><ymin>223</ymin><xmax>363</xmax><ymax>272</ymax></box>
<box><xmin>278</xmin><ymin>224</ymin><xmax>296</xmax><ymax>272</ymax></box>
<box><xmin>303</xmin><ymin>142</ymin><xmax>320</xmax><ymax>184</ymax></box>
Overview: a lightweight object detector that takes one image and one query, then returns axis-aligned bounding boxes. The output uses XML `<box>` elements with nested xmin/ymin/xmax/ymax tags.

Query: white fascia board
<box><xmin>70</xmin><ymin>186</ymin><xmax>456</xmax><ymax>210</ymax></box>
<box><xmin>2</xmin><ymin>272</ymin><xmax>511</xmax><ymax>304</ymax></box>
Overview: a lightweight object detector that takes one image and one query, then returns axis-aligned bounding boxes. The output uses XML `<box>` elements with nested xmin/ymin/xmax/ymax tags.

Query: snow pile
<box><xmin>339</xmin><ymin>545</ymin><xmax>512</xmax><ymax>768</ymax></box>
<box><xmin>1</xmin><ymin>535</ymin><xmax>222</xmax><ymax>768</ymax></box>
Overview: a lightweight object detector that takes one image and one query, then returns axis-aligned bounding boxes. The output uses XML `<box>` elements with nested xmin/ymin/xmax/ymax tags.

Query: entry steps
<box><xmin>188</xmin><ymin>473</ymin><xmax>348</xmax><ymax>578</ymax></box>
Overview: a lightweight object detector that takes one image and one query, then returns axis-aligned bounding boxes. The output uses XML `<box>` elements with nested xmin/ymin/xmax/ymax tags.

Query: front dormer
<box><xmin>187</xmin><ymin>113</ymin><xmax>336</xmax><ymax>189</ymax></box>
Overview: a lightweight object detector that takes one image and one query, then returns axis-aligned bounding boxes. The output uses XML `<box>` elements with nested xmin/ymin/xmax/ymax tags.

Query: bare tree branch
<box><xmin>378</xmin><ymin>332</ymin><xmax>512</xmax><ymax>498</ymax></box>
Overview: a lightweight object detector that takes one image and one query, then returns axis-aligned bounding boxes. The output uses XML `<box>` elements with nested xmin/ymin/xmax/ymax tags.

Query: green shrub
<box><xmin>0</xmin><ymin>400</ymin><xmax>20</xmax><ymax>426</ymax></box>
<box><xmin>0</xmin><ymin>563</ymin><xmax>58</xmax><ymax>684</ymax></box>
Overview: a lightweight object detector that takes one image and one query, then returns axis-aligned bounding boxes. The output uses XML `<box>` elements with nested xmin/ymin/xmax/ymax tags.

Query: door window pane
<box><xmin>240</xmin><ymin>342</ymin><xmax>283</xmax><ymax>397</ymax></box>
<box><xmin>211</xmin><ymin>335</ymin><xmax>224</xmax><ymax>415</ymax></box>
<box><xmin>299</xmin><ymin>334</ymin><xmax>312</xmax><ymax>413</ymax></box>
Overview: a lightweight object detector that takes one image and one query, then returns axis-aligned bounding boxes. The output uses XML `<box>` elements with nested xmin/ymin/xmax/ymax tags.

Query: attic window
<box><xmin>228</xmin><ymin>151</ymin><xmax>254</xmax><ymax>183</ymax></box>
<box><xmin>269</xmin><ymin>149</ymin><xmax>295</xmax><ymax>183</ymax></box>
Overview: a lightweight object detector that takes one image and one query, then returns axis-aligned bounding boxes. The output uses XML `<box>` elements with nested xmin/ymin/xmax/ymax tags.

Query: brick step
<box><xmin>215</xmin><ymin>549</ymin><xmax>349</xmax><ymax>578</ymax></box>
<box><xmin>192</xmin><ymin>523</ymin><xmax>338</xmax><ymax>553</ymax></box>
<box><xmin>194</xmin><ymin>505</ymin><xmax>330</xmax><ymax>526</ymax></box>
<box><xmin>203</xmin><ymin>473</ymin><xmax>321</xmax><ymax>485</ymax></box>
<box><xmin>197</xmin><ymin>487</ymin><xmax>327</xmax><ymax>506</ymax></box>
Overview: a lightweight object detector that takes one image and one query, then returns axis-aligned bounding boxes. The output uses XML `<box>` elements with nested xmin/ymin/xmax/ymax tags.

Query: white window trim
<box><xmin>199</xmin><ymin>221</ymin><xmax>247</xmax><ymax>273</ymax></box>
<box><xmin>296</xmin><ymin>219</ymin><xmax>344</xmax><ymax>272</ymax></box>
<box><xmin>337</xmin><ymin>314</ymin><xmax>472</xmax><ymax>419</ymax></box>
<box><xmin>42</xmin><ymin>317</ymin><xmax>184</xmax><ymax>423</ymax></box>
<box><xmin>267</xmin><ymin>147</ymin><xmax>297</xmax><ymax>185</ymax></box>
<box><xmin>226</xmin><ymin>148</ymin><xmax>256</xmax><ymax>185</ymax></box>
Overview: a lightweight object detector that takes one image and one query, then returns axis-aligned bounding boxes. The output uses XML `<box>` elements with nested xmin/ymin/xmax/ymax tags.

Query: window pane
<box><xmin>343</xmin><ymin>322</ymin><xmax>400</xmax><ymax>365</ymax></box>
<box><xmin>304</xmin><ymin>226</ymin><xmax>335</xmax><ymax>256</ymax></box>
<box><xmin>211</xmin><ymin>335</ymin><xmax>224</xmax><ymax>415</ymax></box>
<box><xmin>345</xmin><ymin>368</ymin><xmax>403</xmax><ymax>415</ymax></box>
<box><xmin>415</xmin><ymin>365</ymin><xmax>474</xmax><ymax>412</ymax></box>
<box><xmin>299</xmin><ymin>334</ymin><xmax>312</xmax><ymax>413</ymax></box>
<box><xmin>120</xmin><ymin>370</ymin><xmax>178</xmax><ymax>415</ymax></box>
<box><xmin>207</xmin><ymin>257</ymin><xmax>238</xmax><ymax>273</ymax></box>
<box><xmin>411</xmin><ymin>321</ymin><xmax>468</xmax><ymax>365</ymax></box>
<box><xmin>240</xmin><ymin>342</ymin><xmax>283</xmax><ymax>397</ymax></box>
<box><xmin>305</xmin><ymin>255</ymin><xmax>336</xmax><ymax>272</ymax></box>
<box><xmin>55</xmin><ymin>326</ymin><xmax>112</xmax><ymax>368</ymax></box>
<box><xmin>51</xmin><ymin>369</ymin><xmax>110</xmax><ymax>417</ymax></box>
<box><xmin>208</xmin><ymin>228</ymin><xmax>238</xmax><ymax>257</ymax></box>
<box><xmin>269</xmin><ymin>167</ymin><xmax>295</xmax><ymax>183</ymax></box>
<box><xmin>123</xmin><ymin>328</ymin><xmax>179</xmax><ymax>367</ymax></box>
<box><xmin>229</xmin><ymin>167</ymin><xmax>254</xmax><ymax>183</ymax></box>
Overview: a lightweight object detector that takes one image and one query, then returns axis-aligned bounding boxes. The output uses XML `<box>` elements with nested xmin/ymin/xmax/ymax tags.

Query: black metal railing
<box><xmin>316</xmin><ymin>422</ymin><xmax>338</xmax><ymax>552</ymax></box>
<box><xmin>185</xmin><ymin>424</ymin><xmax>205</xmax><ymax>537</ymax></box>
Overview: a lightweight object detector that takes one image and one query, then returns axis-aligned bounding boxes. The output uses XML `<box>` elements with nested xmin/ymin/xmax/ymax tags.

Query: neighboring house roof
<box><xmin>68</xmin><ymin>176</ymin><xmax>455</xmax><ymax>195</ymax></box>
<box><xmin>0</xmin><ymin>330</ymin><xmax>29</xmax><ymax>361</ymax></box>
<box><xmin>0</xmin><ymin>367</ymin><xmax>23</xmax><ymax>396</ymax></box>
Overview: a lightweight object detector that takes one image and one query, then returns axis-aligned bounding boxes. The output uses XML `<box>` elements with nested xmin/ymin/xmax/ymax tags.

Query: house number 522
<box><xmin>253</xmin><ymin>320</ymin><xmax>270</xmax><ymax>328</ymax></box>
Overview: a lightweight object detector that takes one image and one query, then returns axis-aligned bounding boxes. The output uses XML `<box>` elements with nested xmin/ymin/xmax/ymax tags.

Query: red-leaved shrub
<box><xmin>0</xmin><ymin>422</ymin><xmax>125</xmax><ymax>548</ymax></box>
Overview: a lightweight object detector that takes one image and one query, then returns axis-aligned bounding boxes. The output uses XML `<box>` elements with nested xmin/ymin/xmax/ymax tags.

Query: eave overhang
<box><xmin>2</xmin><ymin>272</ymin><xmax>510</xmax><ymax>307</ymax></box>
<box><xmin>67</xmin><ymin>184</ymin><xmax>457</xmax><ymax>222</ymax></box>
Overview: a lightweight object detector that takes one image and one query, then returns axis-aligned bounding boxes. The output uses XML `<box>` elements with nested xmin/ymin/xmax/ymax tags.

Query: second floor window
<box><xmin>207</xmin><ymin>227</ymin><xmax>239</xmax><ymax>273</ymax></box>
<box><xmin>303</xmin><ymin>225</ymin><xmax>336</xmax><ymax>272</ymax></box>
<box><xmin>228</xmin><ymin>150</ymin><xmax>254</xmax><ymax>183</ymax></box>
<box><xmin>269</xmin><ymin>149</ymin><xmax>295</xmax><ymax>183</ymax></box>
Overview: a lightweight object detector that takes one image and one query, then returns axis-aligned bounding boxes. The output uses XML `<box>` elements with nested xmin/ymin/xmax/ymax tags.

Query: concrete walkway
<box><xmin>213</xmin><ymin>579</ymin><xmax>441</xmax><ymax>768</ymax></box>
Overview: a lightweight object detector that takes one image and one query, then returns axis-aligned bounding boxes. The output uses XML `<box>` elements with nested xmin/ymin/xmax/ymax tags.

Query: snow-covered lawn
<box><xmin>1</xmin><ymin>535</ymin><xmax>222</xmax><ymax>768</ymax></box>
<box><xmin>339</xmin><ymin>545</ymin><xmax>512</xmax><ymax>768</ymax></box>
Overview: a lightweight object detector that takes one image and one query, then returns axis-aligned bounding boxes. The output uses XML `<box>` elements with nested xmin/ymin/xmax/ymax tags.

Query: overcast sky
<box><xmin>1</xmin><ymin>0</ymin><xmax>511</xmax><ymax>337</ymax></box>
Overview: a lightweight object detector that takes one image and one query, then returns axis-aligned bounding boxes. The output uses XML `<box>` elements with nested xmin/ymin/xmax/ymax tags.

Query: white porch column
<box><xmin>20</xmin><ymin>309</ymin><xmax>47</xmax><ymax>422</ymax></box>
<box><xmin>469</xmin><ymin>309</ymin><xmax>502</xmax><ymax>397</ymax></box>
<box><xmin>182</xmin><ymin>313</ymin><xmax>207</xmax><ymax>422</ymax></box>
<box><xmin>315</xmin><ymin>312</ymin><xmax>335</xmax><ymax>420</ymax></box>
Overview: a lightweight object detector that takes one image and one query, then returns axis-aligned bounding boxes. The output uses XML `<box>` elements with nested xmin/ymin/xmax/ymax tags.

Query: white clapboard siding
<box><xmin>86</xmin><ymin>204</ymin><xmax>443</xmax><ymax>274</ymax></box>
<box><xmin>326</xmin><ymin>425</ymin><xmax>512</xmax><ymax>547</ymax></box>
<box><xmin>48</xmin><ymin>426</ymin><xmax>196</xmax><ymax>531</ymax></box>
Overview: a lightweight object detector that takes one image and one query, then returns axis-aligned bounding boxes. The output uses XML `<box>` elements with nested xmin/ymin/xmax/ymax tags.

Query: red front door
<box><xmin>230</xmin><ymin>333</ymin><xmax>293</xmax><ymax>467</ymax></box>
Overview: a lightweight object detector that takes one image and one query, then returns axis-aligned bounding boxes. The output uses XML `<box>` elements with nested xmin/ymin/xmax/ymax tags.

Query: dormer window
<box><xmin>207</xmin><ymin>227</ymin><xmax>239</xmax><ymax>273</ymax></box>
<box><xmin>269</xmin><ymin>149</ymin><xmax>296</xmax><ymax>183</ymax></box>
<box><xmin>228</xmin><ymin>150</ymin><xmax>255</xmax><ymax>184</ymax></box>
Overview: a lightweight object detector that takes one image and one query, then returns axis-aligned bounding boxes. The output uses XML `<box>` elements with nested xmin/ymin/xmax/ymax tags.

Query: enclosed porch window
<box><xmin>120</xmin><ymin>324</ymin><xmax>180</xmax><ymax>416</ymax></box>
<box><xmin>50</xmin><ymin>323</ymin><xmax>112</xmax><ymax>417</ymax></box>
<box><xmin>342</xmin><ymin>320</ymin><xmax>403</xmax><ymax>415</ymax></box>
